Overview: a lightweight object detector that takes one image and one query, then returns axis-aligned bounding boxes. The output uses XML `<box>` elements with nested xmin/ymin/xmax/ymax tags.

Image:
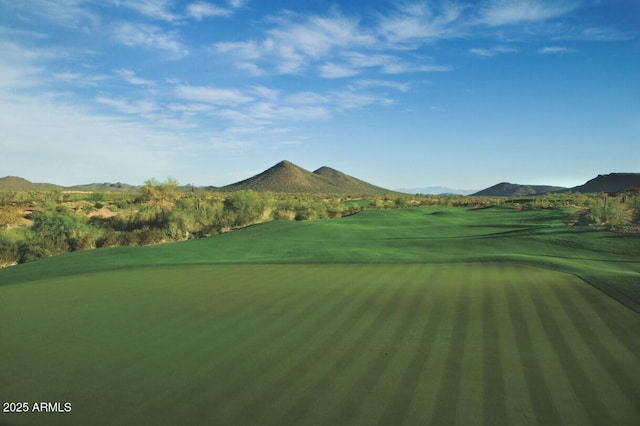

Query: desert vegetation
<box><xmin>0</xmin><ymin>181</ymin><xmax>638</xmax><ymax>267</ymax></box>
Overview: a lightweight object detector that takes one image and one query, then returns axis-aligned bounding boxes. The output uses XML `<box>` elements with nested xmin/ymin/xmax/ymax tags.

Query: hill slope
<box><xmin>568</xmin><ymin>173</ymin><xmax>640</xmax><ymax>193</ymax></box>
<box><xmin>222</xmin><ymin>160</ymin><xmax>394</xmax><ymax>194</ymax></box>
<box><xmin>472</xmin><ymin>182</ymin><xmax>566</xmax><ymax>196</ymax></box>
<box><xmin>0</xmin><ymin>176</ymin><xmax>61</xmax><ymax>191</ymax></box>
<box><xmin>312</xmin><ymin>166</ymin><xmax>391</xmax><ymax>194</ymax></box>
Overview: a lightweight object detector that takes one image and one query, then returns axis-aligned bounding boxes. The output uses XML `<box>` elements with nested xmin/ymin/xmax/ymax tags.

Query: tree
<box><xmin>139</xmin><ymin>178</ymin><xmax>180</xmax><ymax>222</ymax></box>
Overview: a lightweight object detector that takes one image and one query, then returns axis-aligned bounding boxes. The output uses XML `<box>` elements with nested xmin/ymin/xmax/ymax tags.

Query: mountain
<box><xmin>397</xmin><ymin>186</ymin><xmax>478</xmax><ymax>195</ymax></box>
<box><xmin>222</xmin><ymin>160</ymin><xmax>394</xmax><ymax>194</ymax></box>
<box><xmin>567</xmin><ymin>173</ymin><xmax>640</xmax><ymax>193</ymax></box>
<box><xmin>313</xmin><ymin>166</ymin><xmax>391</xmax><ymax>194</ymax></box>
<box><xmin>0</xmin><ymin>176</ymin><xmax>62</xmax><ymax>191</ymax></box>
<box><xmin>66</xmin><ymin>182</ymin><xmax>139</xmax><ymax>191</ymax></box>
<box><xmin>472</xmin><ymin>182</ymin><xmax>566</xmax><ymax>197</ymax></box>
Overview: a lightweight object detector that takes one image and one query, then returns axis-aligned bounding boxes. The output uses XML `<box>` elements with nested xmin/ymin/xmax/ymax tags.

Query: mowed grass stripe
<box><xmin>81</xmin><ymin>267</ymin><xmax>324</xmax><ymax>423</ymax></box>
<box><xmin>552</xmin><ymin>280</ymin><xmax>640</xmax><ymax>423</ymax></box>
<box><xmin>456</xmin><ymin>264</ymin><xmax>488</xmax><ymax>426</ymax></box>
<box><xmin>429</xmin><ymin>274</ymin><xmax>470</xmax><ymax>425</ymax></box>
<box><xmin>573</xmin><ymin>280</ymin><xmax>640</xmax><ymax>359</ymax></box>
<box><xmin>532</xmin><ymin>275</ymin><xmax>640</xmax><ymax>424</ymax></box>
<box><xmin>376</xmin><ymin>266</ymin><xmax>447</xmax><ymax>425</ymax></box>
<box><xmin>214</xmin><ymin>265</ymin><xmax>381</xmax><ymax>423</ymax></box>
<box><xmin>329</xmin><ymin>265</ymin><xmax>435</xmax><ymax>424</ymax></box>
<box><xmin>505</xmin><ymin>281</ymin><xmax>564</xmax><ymax>425</ymax></box>
<box><xmin>173</xmin><ymin>269</ymin><xmax>346</xmax><ymax>424</ymax></box>
<box><xmin>481</xmin><ymin>264</ymin><xmax>508</xmax><ymax>426</ymax></box>
<box><xmin>494</xmin><ymin>271</ymin><xmax>536</xmax><ymax>425</ymax></box>
<box><xmin>275</xmin><ymin>265</ymin><xmax>411</xmax><ymax>424</ymax></box>
<box><xmin>529</xmin><ymin>281</ymin><xmax>614</xmax><ymax>424</ymax></box>
<box><xmin>239</xmin><ymin>265</ymin><xmax>400</xmax><ymax>423</ymax></box>
<box><xmin>401</xmin><ymin>265</ymin><xmax>469</xmax><ymax>424</ymax></box>
<box><xmin>118</xmin><ymin>267</ymin><xmax>323</xmax><ymax>422</ymax></box>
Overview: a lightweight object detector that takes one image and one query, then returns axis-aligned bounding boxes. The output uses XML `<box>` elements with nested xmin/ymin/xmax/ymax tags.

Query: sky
<box><xmin>1</xmin><ymin>0</ymin><xmax>639</xmax><ymax>190</ymax></box>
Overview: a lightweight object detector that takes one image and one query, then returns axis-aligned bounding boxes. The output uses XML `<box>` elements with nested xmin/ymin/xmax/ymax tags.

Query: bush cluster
<box><xmin>1</xmin><ymin>182</ymin><xmax>638</xmax><ymax>266</ymax></box>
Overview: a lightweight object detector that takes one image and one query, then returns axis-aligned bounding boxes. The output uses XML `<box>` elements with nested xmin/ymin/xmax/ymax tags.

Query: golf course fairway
<box><xmin>1</xmin><ymin>207</ymin><xmax>639</xmax><ymax>425</ymax></box>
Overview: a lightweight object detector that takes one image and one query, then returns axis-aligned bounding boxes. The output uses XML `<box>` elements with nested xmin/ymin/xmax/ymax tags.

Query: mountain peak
<box><xmin>222</xmin><ymin>161</ymin><xmax>394</xmax><ymax>194</ymax></box>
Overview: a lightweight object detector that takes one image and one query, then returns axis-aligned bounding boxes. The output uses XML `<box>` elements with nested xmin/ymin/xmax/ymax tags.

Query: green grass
<box><xmin>1</xmin><ymin>206</ymin><xmax>639</xmax><ymax>425</ymax></box>
<box><xmin>2</xmin><ymin>206</ymin><xmax>638</xmax><ymax>309</ymax></box>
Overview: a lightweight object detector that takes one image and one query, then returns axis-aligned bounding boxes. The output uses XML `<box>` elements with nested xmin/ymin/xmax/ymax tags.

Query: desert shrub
<box><xmin>223</xmin><ymin>190</ymin><xmax>267</xmax><ymax>227</ymax></box>
<box><xmin>0</xmin><ymin>206</ymin><xmax>23</xmax><ymax>229</ymax></box>
<box><xmin>586</xmin><ymin>195</ymin><xmax>633</xmax><ymax>228</ymax></box>
<box><xmin>29</xmin><ymin>206</ymin><xmax>97</xmax><ymax>256</ymax></box>
<box><xmin>0</xmin><ymin>232</ymin><xmax>20</xmax><ymax>266</ymax></box>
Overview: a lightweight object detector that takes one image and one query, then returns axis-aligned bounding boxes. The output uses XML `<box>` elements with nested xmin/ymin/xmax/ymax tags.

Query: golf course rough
<box><xmin>1</xmin><ymin>207</ymin><xmax>639</xmax><ymax>425</ymax></box>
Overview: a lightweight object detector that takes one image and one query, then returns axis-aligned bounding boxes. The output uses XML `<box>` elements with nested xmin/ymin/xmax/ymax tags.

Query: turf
<box><xmin>1</xmin><ymin>264</ymin><xmax>639</xmax><ymax>425</ymax></box>
<box><xmin>1</xmin><ymin>206</ymin><xmax>639</xmax><ymax>425</ymax></box>
<box><xmin>2</xmin><ymin>206</ymin><xmax>638</xmax><ymax>309</ymax></box>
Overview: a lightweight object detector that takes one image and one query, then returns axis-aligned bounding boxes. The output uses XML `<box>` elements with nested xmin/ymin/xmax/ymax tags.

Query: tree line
<box><xmin>0</xmin><ymin>179</ymin><xmax>638</xmax><ymax>267</ymax></box>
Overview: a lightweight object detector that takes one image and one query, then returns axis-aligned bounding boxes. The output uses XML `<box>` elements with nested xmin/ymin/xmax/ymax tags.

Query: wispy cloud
<box><xmin>176</xmin><ymin>85</ymin><xmax>253</xmax><ymax>105</ymax></box>
<box><xmin>561</xmin><ymin>26</ymin><xmax>632</xmax><ymax>42</ymax></box>
<box><xmin>95</xmin><ymin>96</ymin><xmax>160</xmax><ymax>115</ymax></box>
<box><xmin>318</xmin><ymin>62</ymin><xmax>359</xmax><ymax>79</ymax></box>
<box><xmin>115</xmin><ymin>69</ymin><xmax>155</xmax><ymax>85</ymax></box>
<box><xmin>376</xmin><ymin>1</ymin><xmax>468</xmax><ymax>44</ymax></box>
<box><xmin>537</xmin><ymin>46</ymin><xmax>574</xmax><ymax>54</ymax></box>
<box><xmin>2</xmin><ymin>0</ymin><xmax>99</xmax><ymax>30</ymax></box>
<box><xmin>186</xmin><ymin>1</ymin><xmax>233</xmax><ymax>20</ymax></box>
<box><xmin>470</xmin><ymin>46</ymin><xmax>518</xmax><ymax>57</ymax></box>
<box><xmin>215</xmin><ymin>12</ymin><xmax>376</xmax><ymax>75</ymax></box>
<box><xmin>0</xmin><ymin>91</ymin><xmax>189</xmax><ymax>184</ymax></box>
<box><xmin>480</xmin><ymin>0</ymin><xmax>576</xmax><ymax>26</ymax></box>
<box><xmin>117</xmin><ymin>0</ymin><xmax>179</xmax><ymax>22</ymax></box>
<box><xmin>111</xmin><ymin>22</ymin><xmax>188</xmax><ymax>57</ymax></box>
<box><xmin>355</xmin><ymin>79</ymin><xmax>410</xmax><ymax>92</ymax></box>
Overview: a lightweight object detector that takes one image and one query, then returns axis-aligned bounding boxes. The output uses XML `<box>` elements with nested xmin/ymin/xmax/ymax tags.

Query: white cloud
<box><xmin>345</xmin><ymin>52</ymin><xmax>451</xmax><ymax>74</ymax></box>
<box><xmin>376</xmin><ymin>1</ymin><xmax>467</xmax><ymax>44</ymax></box>
<box><xmin>215</xmin><ymin>12</ymin><xmax>376</xmax><ymax>75</ymax></box>
<box><xmin>537</xmin><ymin>46</ymin><xmax>573</xmax><ymax>54</ymax></box>
<box><xmin>115</xmin><ymin>69</ymin><xmax>155</xmax><ymax>85</ymax></box>
<box><xmin>0</xmin><ymin>92</ymin><xmax>188</xmax><ymax>184</ymax></box>
<box><xmin>120</xmin><ymin>0</ymin><xmax>179</xmax><ymax>22</ymax></box>
<box><xmin>227</xmin><ymin>0</ymin><xmax>246</xmax><ymax>8</ymax></box>
<box><xmin>176</xmin><ymin>85</ymin><xmax>253</xmax><ymax>105</ymax></box>
<box><xmin>250</xmin><ymin>85</ymin><xmax>279</xmax><ymax>101</ymax></box>
<box><xmin>95</xmin><ymin>96</ymin><xmax>160</xmax><ymax>115</ymax></box>
<box><xmin>285</xmin><ymin>91</ymin><xmax>329</xmax><ymax>106</ymax></box>
<box><xmin>318</xmin><ymin>62</ymin><xmax>359</xmax><ymax>79</ymax></box>
<box><xmin>215</xmin><ymin>40</ymin><xmax>262</xmax><ymax>58</ymax></box>
<box><xmin>568</xmin><ymin>27</ymin><xmax>631</xmax><ymax>42</ymax></box>
<box><xmin>355</xmin><ymin>79</ymin><xmax>410</xmax><ymax>92</ymax></box>
<box><xmin>111</xmin><ymin>22</ymin><xmax>188</xmax><ymax>57</ymax></box>
<box><xmin>470</xmin><ymin>46</ymin><xmax>518</xmax><ymax>57</ymax></box>
<box><xmin>1</xmin><ymin>0</ymin><xmax>99</xmax><ymax>30</ymax></box>
<box><xmin>187</xmin><ymin>2</ymin><xmax>233</xmax><ymax>20</ymax></box>
<box><xmin>480</xmin><ymin>0</ymin><xmax>576</xmax><ymax>26</ymax></box>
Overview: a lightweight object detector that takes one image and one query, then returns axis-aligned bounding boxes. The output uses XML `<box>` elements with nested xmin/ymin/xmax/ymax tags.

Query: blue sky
<box><xmin>1</xmin><ymin>0</ymin><xmax>638</xmax><ymax>189</ymax></box>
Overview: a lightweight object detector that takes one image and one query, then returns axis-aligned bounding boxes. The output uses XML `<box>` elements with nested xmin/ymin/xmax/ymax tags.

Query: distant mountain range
<box><xmin>471</xmin><ymin>173</ymin><xmax>640</xmax><ymax>196</ymax></box>
<box><xmin>397</xmin><ymin>187</ymin><xmax>478</xmax><ymax>195</ymax></box>
<box><xmin>2</xmin><ymin>167</ymin><xmax>639</xmax><ymax>196</ymax></box>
